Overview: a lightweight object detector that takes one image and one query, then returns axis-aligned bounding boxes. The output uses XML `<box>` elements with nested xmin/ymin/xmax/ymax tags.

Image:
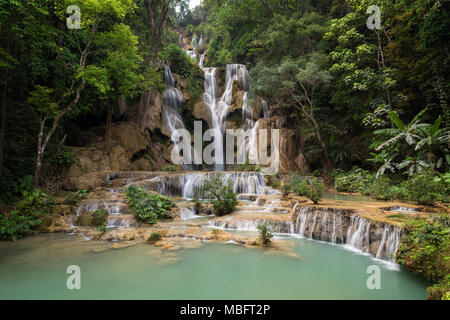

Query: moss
<box><xmin>147</xmin><ymin>231</ymin><xmax>162</xmax><ymax>243</ymax></box>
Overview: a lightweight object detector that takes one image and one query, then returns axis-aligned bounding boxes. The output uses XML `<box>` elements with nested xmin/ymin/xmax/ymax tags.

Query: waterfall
<box><xmin>261</xmin><ymin>99</ymin><xmax>270</xmax><ymax>118</ymax></box>
<box><xmin>376</xmin><ymin>225</ymin><xmax>402</xmax><ymax>260</ymax></box>
<box><xmin>199</xmin><ymin>53</ymin><xmax>206</xmax><ymax>68</ymax></box>
<box><xmin>346</xmin><ymin>216</ymin><xmax>371</xmax><ymax>253</ymax></box>
<box><xmin>293</xmin><ymin>206</ymin><xmax>403</xmax><ymax>262</ymax></box>
<box><xmin>191</xmin><ymin>35</ymin><xmax>198</xmax><ymax>50</ymax></box>
<box><xmin>162</xmin><ymin>65</ymin><xmax>194</xmax><ymax>170</ymax></box>
<box><xmin>202</xmin><ymin>68</ymin><xmax>225</xmax><ymax>170</ymax></box>
<box><xmin>201</xmin><ymin>64</ymin><xmax>250</xmax><ymax>170</ymax></box>
<box><xmin>210</xmin><ymin>219</ymin><xmax>293</xmax><ymax>234</ymax></box>
<box><xmin>186</xmin><ymin>50</ymin><xmax>197</xmax><ymax>61</ymax></box>
<box><xmin>179</xmin><ymin>172</ymin><xmax>275</xmax><ymax>198</ymax></box>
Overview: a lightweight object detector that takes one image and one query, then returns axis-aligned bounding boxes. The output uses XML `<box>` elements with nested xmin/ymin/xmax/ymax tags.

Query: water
<box><xmin>0</xmin><ymin>234</ymin><xmax>428</xmax><ymax>299</ymax></box>
<box><xmin>202</xmin><ymin>64</ymin><xmax>250</xmax><ymax>170</ymax></box>
<box><xmin>323</xmin><ymin>191</ymin><xmax>377</xmax><ymax>202</ymax></box>
<box><xmin>162</xmin><ymin>65</ymin><xmax>196</xmax><ymax>170</ymax></box>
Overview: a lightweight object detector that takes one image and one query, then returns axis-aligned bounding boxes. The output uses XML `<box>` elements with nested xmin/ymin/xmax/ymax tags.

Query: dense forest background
<box><xmin>0</xmin><ymin>0</ymin><xmax>449</xmax><ymax>204</ymax></box>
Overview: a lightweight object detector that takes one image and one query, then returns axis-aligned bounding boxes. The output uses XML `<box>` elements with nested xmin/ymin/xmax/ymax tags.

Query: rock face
<box><xmin>127</xmin><ymin>89</ymin><xmax>163</xmax><ymax>132</ymax></box>
<box><xmin>67</xmin><ymin>123</ymin><xmax>173</xmax><ymax>189</ymax></box>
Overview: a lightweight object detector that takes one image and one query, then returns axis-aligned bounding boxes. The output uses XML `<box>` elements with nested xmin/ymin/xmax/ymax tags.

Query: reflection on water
<box><xmin>323</xmin><ymin>192</ymin><xmax>377</xmax><ymax>202</ymax></box>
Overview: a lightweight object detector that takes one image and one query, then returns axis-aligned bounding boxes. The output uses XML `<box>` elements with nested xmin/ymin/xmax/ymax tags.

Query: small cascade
<box><xmin>376</xmin><ymin>226</ymin><xmax>402</xmax><ymax>260</ymax></box>
<box><xmin>179</xmin><ymin>206</ymin><xmax>198</xmax><ymax>220</ymax></box>
<box><xmin>191</xmin><ymin>35</ymin><xmax>198</xmax><ymax>51</ymax></box>
<box><xmin>179</xmin><ymin>172</ymin><xmax>276</xmax><ymax>199</ymax></box>
<box><xmin>346</xmin><ymin>216</ymin><xmax>371</xmax><ymax>253</ymax></box>
<box><xmin>242</xmin><ymin>92</ymin><xmax>253</xmax><ymax>127</ymax></box>
<box><xmin>261</xmin><ymin>99</ymin><xmax>270</xmax><ymax>118</ymax></box>
<box><xmin>107</xmin><ymin>215</ymin><xmax>137</xmax><ymax>228</ymax></box>
<box><xmin>210</xmin><ymin>219</ymin><xmax>293</xmax><ymax>234</ymax></box>
<box><xmin>199</xmin><ymin>53</ymin><xmax>206</xmax><ymax>68</ymax></box>
<box><xmin>186</xmin><ymin>50</ymin><xmax>197</xmax><ymax>60</ymax></box>
<box><xmin>293</xmin><ymin>206</ymin><xmax>403</xmax><ymax>261</ymax></box>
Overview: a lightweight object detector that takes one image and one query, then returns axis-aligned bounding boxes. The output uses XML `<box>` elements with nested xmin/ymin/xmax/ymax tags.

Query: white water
<box><xmin>179</xmin><ymin>172</ymin><xmax>276</xmax><ymax>199</ymax></box>
<box><xmin>261</xmin><ymin>99</ymin><xmax>270</xmax><ymax>118</ymax></box>
<box><xmin>162</xmin><ymin>65</ymin><xmax>194</xmax><ymax>170</ymax></box>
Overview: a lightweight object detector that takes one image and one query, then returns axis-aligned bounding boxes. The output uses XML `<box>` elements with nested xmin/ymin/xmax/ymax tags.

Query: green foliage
<box><xmin>92</xmin><ymin>209</ymin><xmax>108</xmax><ymax>227</ymax></box>
<box><xmin>0</xmin><ymin>189</ymin><xmax>53</xmax><ymax>241</ymax></box>
<box><xmin>291</xmin><ymin>176</ymin><xmax>324</xmax><ymax>204</ymax></box>
<box><xmin>370</xmin><ymin>177</ymin><xmax>404</xmax><ymax>201</ymax></box>
<box><xmin>373</xmin><ymin>108</ymin><xmax>449</xmax><ymax>178</ymax></box>
<box><xmin>52</xmin><ymin>150</ymin><xmax>75</xmax><ymax>166</ymax></box>
<box><xmin>65</xmin><ymin>190</ymin><xmax>88</xmax><ymax>205</ymax></box>
<box><xmin>126</xmin><ymin>186</ymin><xmax>174</xmax><ymax>224</ymax></box>
<box><xmin>147</xmin><ymin>231</ymin><xmax>162</xmax><ymax>243</ymax></box>
<box><xmin>236</xmin><ymin>161</ymin><xmax>260</xmax><ymax>172</ymax></box>
<box><xmin>396</xmin><ymin>214</ymin><xmax>449</xmax><ymax>299</ymax></box>
<box><xmin>280</xmin><ymin>183</ymin><xmax>291</xmax><ymax>199</ymax></box>
<box><xmin>402</xmin><ymin>172</ymin><xmax>449</xmax><ymax>205</ymax></box>
<box><xmin>165</xmin><ymin>43</ymin><xmax>204</xmax><ymax>104</ymax></box>
<box><xmin>334</xmin><ymin>168</ymin><xmax>374</xmax><ymax>194</ymax></box>
<box><xmin>257</xmin><ymin>223</ymin><xmax>273</xmax><ymax>246</ymax></box>
<box><xmin>162</xmin><ymin>165</ymin><xmax>178</xmax><ymax>172</ymax></box>
<box><xmin>266</xmin><ymin>175</ymin><xmax>280</xmax><ymax>189</ymax></box>
<box><xmin>200</xmin><ymin>174</ymin><xmax>237</xmax><ymax>217</ymax></box>
<box><xmin>166</xmin><ymin>43</ymin><xmax>193</xmax><ymax>77</ymax></box>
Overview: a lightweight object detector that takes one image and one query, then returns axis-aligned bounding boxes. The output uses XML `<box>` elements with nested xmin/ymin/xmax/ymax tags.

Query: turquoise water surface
<box><xmin>0</xmin><ymin>233</ymin><xmax>428</xmax><ymax>299</ymax></box>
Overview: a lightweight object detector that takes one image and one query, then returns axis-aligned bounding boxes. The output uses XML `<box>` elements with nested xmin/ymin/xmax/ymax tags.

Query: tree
<box><xmin>280</xmin><ymin>54</ymin><xmax>334</xmax><ymax>171</ymax></box>
<box><xmin>28</xmin><ymin>0</ymin><xmax>134</xmax><ymax>188</ymax></box>
<box><xmin>145</xmin><ymin>0</ymin><xmax>181</xmax><ymax>63</ymax></box>
<box><xmin>84</xmin><ymin>23</ymin><xmax>143</xmax><ymax>154</ymax></box>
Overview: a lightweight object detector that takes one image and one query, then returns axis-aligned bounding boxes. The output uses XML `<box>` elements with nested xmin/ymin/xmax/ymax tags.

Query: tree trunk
<box><xmin>311</xmin><ymin>117</ymin><xmax>333</xmax><ymax>171</ymax></box>
<box><xmin>0</xmin><ymin>69</ymin><xmax>8</xmax><ymax>178</ymax></box>
<box><xmin>33</xmin><ymin>119</ymin><xmax>45</xmax><ymax>189</ymax></box>
<box><xmin>153</xmin><ymin>0</ymin><xmax>170</xmax><ymax>63</ymax></box>
<box><xmin>145</xmin><ymin>0</ymin><xmax>159</xmax><ymax>63</ymax></box>
<box><xmin>105</xmin><ymin>105</ymin><xmax>112</xmax><ymax>155</ymax></box>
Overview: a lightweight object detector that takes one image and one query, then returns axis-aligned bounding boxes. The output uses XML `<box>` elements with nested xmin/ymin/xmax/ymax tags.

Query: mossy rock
<box><xmin>75</xmin><ymin>209</ymin><xmax>108</xmax><ymax>227</ymax></box>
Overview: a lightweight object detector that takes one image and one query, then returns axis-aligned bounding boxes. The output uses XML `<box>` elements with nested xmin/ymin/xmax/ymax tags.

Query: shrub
<box><xmin>257</xmin><ymin>223</ymin><xmax>273</xmax><ymax>246</ymax></box>
<box><xmin>237</xmin><ymin>160</ymin><xmax>261</xmax><ymax>172</ymax></box>
<box><xmin>266</xmin><ymin>175</ymin><xmax>280</xmax><ymax>189</ymax></box>
<box><xmin>280</xmin><ymin>183</ymin><xmax>291</xmax><ymax>199</ymax></box>
<box><xmin>52</xmin><ymin>150</ymin><xmax>75</xmax><ymax>166</ymax></box>
<box><xmin>334</xmin><ymin>168</ymin><xmax>374</xmax><ymax>194</ymax></box>
<box><xmin>291</xmin><ymin>177</ymin><xmax>324</xmax><ymax>204</ymax></box>
<box><xmin>65</xmin><ymin>190</ymin><xmax>88</xmax><ymax>205</ymax></box>
<box><xmin>0</xmin><ymin>189</ymin><xmax>53</xmax><ymax>241</ymax></box>
<box><xmin>166</xmin><ymin>43</ymin><xmax>193</xmax><ymax>77</ymax></box>
<box><xmin>396</xmin><ymin>214</ymin><xmax>450</xmax><ymax>300</ymax></box>
<box><xmin>162</xmin><ymin>165</ymin><xmax>178</xmax><ymax>172</ymax></box>
<box><xmin>370</xmin><ymin>177</ymin><xmax>397</xmax><ymax>200</ymax></box>
<box><xmin>148</xmin><ymin>231</ymin><xmax>162</xmax><ymax>243</ymax></box>
<box><xmin>126</xmin><ymin>186</ymin><xmax>174</xmax><ymax>224</ymax></box>
<box><xmin>92</xmin><ymin>209</ymin><xmax>108</xmax><ymax>227</ymax></box>
<box><xmin>200</xmin><ymin>174</ymin><xmax>237</xmax><ymax>216</ymax></box>
<box><xmin>97</xmin><ymin>225</ymin><xmax>106</xmax><ymax>234</ymax></box>
<box><xmin>402</xmin><ymin>172</ymin><xmax>449</xmax><ymax>205</ymax></box>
